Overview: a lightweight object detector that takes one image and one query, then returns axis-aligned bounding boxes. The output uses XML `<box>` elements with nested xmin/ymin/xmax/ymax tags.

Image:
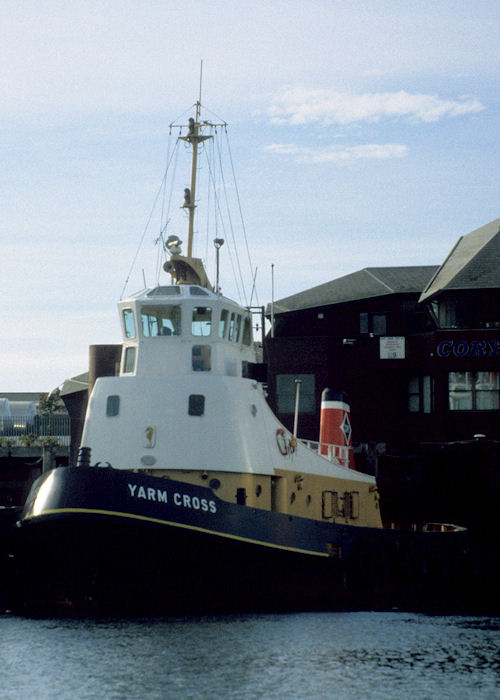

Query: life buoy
<box><xmin>276</xmin><ymin>428</ymin><xmax>290</xmax><ymax>456</ymax></box>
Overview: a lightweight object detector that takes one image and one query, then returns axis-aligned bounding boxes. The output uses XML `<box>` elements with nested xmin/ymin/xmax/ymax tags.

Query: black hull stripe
<box><xmin>26</xmin><ymin>508</ymin><xmax>329</xmax><ymax>558</ymax></box>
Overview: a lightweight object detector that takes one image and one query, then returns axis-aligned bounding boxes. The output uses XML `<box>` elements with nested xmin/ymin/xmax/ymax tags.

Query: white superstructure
<box><xmin>81</xmin><ymin>283</ymin><xmax>374</xmax><ymax>484</ymax></box>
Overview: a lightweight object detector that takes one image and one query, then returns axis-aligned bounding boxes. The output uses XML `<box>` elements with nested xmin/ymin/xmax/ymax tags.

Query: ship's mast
<box><xmin>164</xmin><ymin>102</ymin><xmax>225</xmax><ymax>289</ymax></box>
<box><xmin>182</xmin><ymin>100</ymin><xmax>211</xmax><ymax>258</ymax></box>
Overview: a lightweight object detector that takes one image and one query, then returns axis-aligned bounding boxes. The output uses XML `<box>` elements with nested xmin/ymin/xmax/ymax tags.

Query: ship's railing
<box><xmin>299</xmin><ymin>439</ymin><xmax>350</xmax><ymax>468</ymax></box>
<box><xmin>0</xmin><ymin>414</ymin><xmax>71</xmax><ymax>447</ymax></box>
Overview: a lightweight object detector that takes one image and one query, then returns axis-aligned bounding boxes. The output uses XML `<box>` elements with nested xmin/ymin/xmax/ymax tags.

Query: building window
<box><xmin>408</xmin><ymin>376</ymin><xmax>433</xmax><ymax>413</ymax></box>
<box><xmin>276</xmin><ymin>374</ymin><xmax>315</xmax><ymax>414</ymax></box>
<box><xmin>360</xmin><ymin>312</ymin><xmax>387</xmax><ymax>335</ymax></box>
<box><xmin>123</xmin><ymin>347</ymin><xmax>136</xmax><ymax>373</ymax></box>
<box><xmin>106</xmin><ymin>395</ymin><xmax>120</xmax><ymax>416</ymax></box>
<box><xmin>448</xmin><ymin>371</ymin><xmax>499</xmax><ymax>410</ymax></box>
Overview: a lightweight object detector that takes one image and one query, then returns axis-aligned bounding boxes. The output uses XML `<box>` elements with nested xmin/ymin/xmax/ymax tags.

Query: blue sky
<box><xmin>1</xmin><ymin>0</ymin><xmax>498</xmax><ymax>391</ymax></box>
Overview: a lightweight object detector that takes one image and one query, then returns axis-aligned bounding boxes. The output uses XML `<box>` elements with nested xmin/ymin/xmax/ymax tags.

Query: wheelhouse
<box><xmin>117</xmin><ymin>285</ymin><xmax>254</xmax><ymax>378</ymax></box>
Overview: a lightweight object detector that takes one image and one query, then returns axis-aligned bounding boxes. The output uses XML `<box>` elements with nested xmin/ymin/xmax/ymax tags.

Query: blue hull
<box><xmin>6</xmin><ymin>467</ymin><xmax>478</xmax><ymax>616</ymax></box>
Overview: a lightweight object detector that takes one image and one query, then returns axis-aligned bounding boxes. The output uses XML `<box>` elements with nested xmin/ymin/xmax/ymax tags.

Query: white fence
<box><xmin>0</xmin><ymin>414</ymin><xmax>71</xmax><ymax>447</ymax></box>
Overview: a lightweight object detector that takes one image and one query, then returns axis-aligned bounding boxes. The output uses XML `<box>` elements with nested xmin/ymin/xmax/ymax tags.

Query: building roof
<box><xmin>0</xmin><ymin>392</ymin><xmax>44</xmax><ymax>402</ymax></box>
<box><xmin>420</xmin><ymin>218</ymin><xmax>500</xmax><ymax>302</ymax></box>
<box><xmin>272</xmin><ymin>266</ymin><xmax>438</xmax><ymax>314</ymax></box>
<box><xmin>60</xmin><ymin>372</ymin><xmax>89</xmax><ymax>397</ymax></box>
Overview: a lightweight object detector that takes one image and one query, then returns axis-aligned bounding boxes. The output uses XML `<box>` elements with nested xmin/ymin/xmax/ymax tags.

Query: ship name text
<box><xmin>127</xmin><ymin>483</ymin><xmax>217</xmax><ymax>513</ymax></box>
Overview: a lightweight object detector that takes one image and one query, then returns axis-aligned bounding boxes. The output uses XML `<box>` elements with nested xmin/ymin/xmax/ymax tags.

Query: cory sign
<box><xmin>436</xmin><ymin>340</ymin><xmax>500</xmax><ymax>358</ymax></box>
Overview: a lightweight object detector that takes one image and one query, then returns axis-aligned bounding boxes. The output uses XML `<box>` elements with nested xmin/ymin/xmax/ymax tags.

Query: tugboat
<box><xmin>7</xmin><ymin>99</ymin><xmax>473</xmax><ymax>616</ymax></box>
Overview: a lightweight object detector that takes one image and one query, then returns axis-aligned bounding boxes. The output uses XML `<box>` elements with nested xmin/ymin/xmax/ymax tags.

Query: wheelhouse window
<box><xmin>146</xmin><ymin>286</ymin><xmax>181</xmax><ymax>297</ymax></box>
<box><xmin>219</xmin><ymin>309</ymin><xmax>229</xmax><ymax>338</ymax></box>
<box><xmin>192</xmin><ymin>307</ymin><xmax>212</xmax><ymax>336</ymax></box>
<box><xmin>242</xmin><ymin>317</ymin><xmax>252</xmax><ymax>345</ymax></box>
<box><xmin>192</xmin><ymin>345</ymin><xmax>211</xmax><ymax>371</ymax></box>
<box><xmin>408</xmin><ymin>376</ymin><xmax>433</xmax><ymax>413</ymax></box>
<box><xmin>234</xmin><ymin>315</ymin><xmax>242</xmax><ymax>342</ymax></box>
<box><xmin>448</xmin><ymin>371</ymin><xmax>499</xmax><ymax>410</ymax></box>
<box><xmin>276</xmin><ymin>374</ymin><xmax>315</xmax><ymax>414</ymax></box>
<box><xmin>122</xmin><ymin>309</ymin><xmax>136</xmax><ymax>338</ymax></box>
<box><xmin>190</xmin><ymin>286</ymin><xmax>209</xmax><ymax>296</ymax></box>
<box><xmin>228</xmin><ymin>313</ymin><xmax>236</xmax><ymax>341</ymax></box>
<box><xmin>141</xmin><ymin>306</ymin><xmax>181</xmax><ymax>336</ymax></box>
<box><xmin>123</xmin><ymin>347</ymin><xmax>136</xmax><ymax>373</ymax></box>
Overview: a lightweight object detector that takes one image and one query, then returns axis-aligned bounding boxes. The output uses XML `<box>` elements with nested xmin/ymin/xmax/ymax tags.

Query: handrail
<box><xmin>299</xmin><ymin>439</ymin><xmax>350</xmax><ymax>468</ymax></box>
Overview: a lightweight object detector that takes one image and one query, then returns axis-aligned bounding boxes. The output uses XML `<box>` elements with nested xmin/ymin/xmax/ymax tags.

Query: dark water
<box><xmin>0</xmin><ymin>612</ymin><xmax>498</xmax><ymax>699</ymax></box>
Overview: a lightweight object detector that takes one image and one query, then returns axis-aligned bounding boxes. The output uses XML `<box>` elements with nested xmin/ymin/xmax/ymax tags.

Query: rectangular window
<box><xmin>422</xmin><ymin>375</ymin><xmax>433</xmax><ymax>413</ymax></box>
<box><xmin>408</xmin><ymin>377</ymin><xmax>420</xmax><ymax>412</ymax></box>
<box><xmin>188</xmin><ymin>394</ymin><xmax>205</xmax><ymax>416</ymax></box>
<box><xmin>123</xmin><ymin>347</ymin><xmax>136</xmax><ymax>373</ymax></box>
<box><xmin>373</xmin><ymin>314</ymin><xmax>387</xmax><ymax>336</ymax></box>
<box><xmin>234</xmin><ymin>314</ymin><xmax>242</xmax><ymax>342</ymax></box>
<box><xmin>192</xmin><ymin>345</ymin><xmax>211</xmax><ymax>371</ymax></box>
<box><xmin>360</xmin><ymin>312</ymin><xmax>387</xmax><ymax>335</ymax></box>
<box><xmin>449</xmin><ymin>371</ymin><xmax>499</xmax><ymax>410</ymax></box>
<box><xmin>219</xmin><ymin>309</ymin><xmax>229</xmax><ymax>338</ymax></box>
<box><xmin>408</xmin><ymin>376</ymin><xmax>434</xmax><ymax>413</ymax></box>
<box><xmin>228</xmin><ymin>312</ymin><xmax>235</xmax><ymax>341</ymax></box>
<box><xmin>106</xmin><ymin>395</ymin><xmax>120</xmax><ymax>416</ymax></box>
<box><xmin>192</xmin><ymin>307</ymin><xmax>212</xmax><ymax>336</ymax></box>
<box><xmin>242</xmin><ymin>317</ymin><xmax>252</xmax><ymax>345</ymax></box>
<box><xmin>276</xmin><ymin>374</ymin><xmax>315</xmax><ymax>414</ymax></box>
<box><xmin>122</xmin><ymin>309</ymin><xmax>136</xmax><ymax>338</ymax></box>
<box><xmin>141</xmin><ymin>306</ymin><xmax>181</xmax><ymax>336</ymax></box>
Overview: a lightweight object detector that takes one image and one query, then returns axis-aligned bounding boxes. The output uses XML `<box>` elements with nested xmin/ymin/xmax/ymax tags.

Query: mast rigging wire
<box><xmin>121</xmin><ymin>133</ymin><xmax>179</xmax><ymax>298</ymax></box>
<box><xmin>201</xmin><ymin>137</ymin><xmax>244</xmax><ymax>304</ymax></box>
<box><xmin>214</xmin><ymin>130</ymin><xmax>247</xmax><ymax>305</ymax></box>
<box><xmin>225</xmin><ymin>130</ymin><xmax>258</xmax><ymax>306</ymax></box>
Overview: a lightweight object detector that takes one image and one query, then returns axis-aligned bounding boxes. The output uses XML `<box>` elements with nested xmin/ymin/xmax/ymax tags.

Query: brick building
<box><xmin>265</xmin><ymin>218</ymin><xmax>500</xmax><ymax>464</ymax></box>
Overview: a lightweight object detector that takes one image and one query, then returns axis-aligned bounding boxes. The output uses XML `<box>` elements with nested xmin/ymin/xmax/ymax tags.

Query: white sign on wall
<box><xmin>380</xmin><ymin>336</ymin><xmax>405</xmax><ymax>359</ymax></box>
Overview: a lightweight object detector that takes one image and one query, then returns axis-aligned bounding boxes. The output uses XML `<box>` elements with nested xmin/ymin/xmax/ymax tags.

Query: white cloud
<box><xmin>265</xmin><ymin>143</ymin><xmax>408</xmax><ymax>164</ymax></box>
<box><xmin>268</xmin><ymin>88</ymin><xmax>485</xmax><ymax>126</ymax></box>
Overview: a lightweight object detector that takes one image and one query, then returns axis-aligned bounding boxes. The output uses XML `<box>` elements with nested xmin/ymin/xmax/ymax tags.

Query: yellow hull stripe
<box><xmin>26</xmin><ymin>507</ymin><xmax>330</xmax><ymax>558</ymax></box>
